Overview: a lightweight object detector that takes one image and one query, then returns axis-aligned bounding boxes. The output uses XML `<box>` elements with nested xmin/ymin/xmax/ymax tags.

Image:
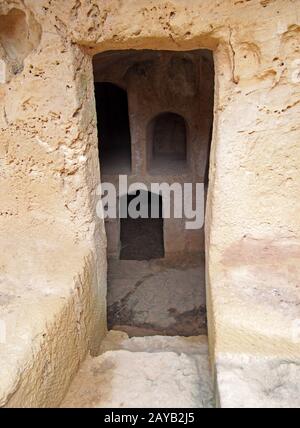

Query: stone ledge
<box><xmin>0</xmin><ymin>226</ymin><xmax>106</xmax><ymax>408</ymax></box>
<box><xmin>216</xmin><ymin>353</ymin><xmax>300</xmax><ymax>408</ymax></box>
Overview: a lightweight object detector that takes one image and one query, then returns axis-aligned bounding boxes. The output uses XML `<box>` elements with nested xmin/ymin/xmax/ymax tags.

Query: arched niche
<box><xmin>148</xmin><ymin>112</ymin><xmax>188</xmax><ymax>175</ymax></box>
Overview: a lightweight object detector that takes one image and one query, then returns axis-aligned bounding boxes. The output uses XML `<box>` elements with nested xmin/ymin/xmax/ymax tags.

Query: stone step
<box><xmin>99</xmin><ymin>330</ymin><xmax>209</xmax><ymax>355</ymax></box>
<box><xmin>61</xmin><ymin>332</ymin><xmax>213</xmax><ymax>408</ymax></box>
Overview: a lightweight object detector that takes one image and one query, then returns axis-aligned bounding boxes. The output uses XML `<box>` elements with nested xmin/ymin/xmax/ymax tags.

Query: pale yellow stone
<box><xmin>0</xmin><ymin>0</ymin><xmax>299</xmax><ymax>408</ymax></box>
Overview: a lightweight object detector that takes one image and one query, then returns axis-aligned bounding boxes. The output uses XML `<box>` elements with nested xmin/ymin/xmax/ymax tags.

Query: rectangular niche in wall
<box><xmin>94</xmin><ymin>82</ymin><xmax>132</xmax><ymax>175</ymax></box>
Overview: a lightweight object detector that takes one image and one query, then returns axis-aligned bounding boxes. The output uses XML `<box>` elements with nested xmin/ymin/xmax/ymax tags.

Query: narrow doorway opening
<box><xmin>120</xmin><ymin>191</ymin><xmax>164</xmax><ymax>261</ymax></box>
<box><xmin>93</xmin><ymin>49</ymin><xmax>214</xmax><ymax>337</ymax></box>
<box><xmin>94</xmin><ymin>82</ymin><xmax>131</xmax><ymax>175</ymax></box>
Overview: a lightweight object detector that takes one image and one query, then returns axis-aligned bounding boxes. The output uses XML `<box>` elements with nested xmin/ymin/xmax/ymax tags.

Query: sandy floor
<box><xmin>107</xmin><ymin>253</ymin><xmax>207</xmax><ymax>336</ymax></box>
<box><xmin>61</xmin><ymin>331</ymin><xmax>214</xmax><ymax>408</ymax></box>
<box><xmin>62</xmin><ymin>255</ymin><xmax>212</xmax><ymax>409</ymax></box>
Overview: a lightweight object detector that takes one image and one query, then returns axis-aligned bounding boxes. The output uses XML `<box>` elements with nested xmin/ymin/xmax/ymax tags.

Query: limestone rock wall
<box><xmin>0</xmin><ymin>0</ymin><xmax>299</xmax><ymax>408</ymax></box>
<box><xmin>0</xmin><ymin>0</ymin><xmax>108</xmax><ymax>407</ymax></box>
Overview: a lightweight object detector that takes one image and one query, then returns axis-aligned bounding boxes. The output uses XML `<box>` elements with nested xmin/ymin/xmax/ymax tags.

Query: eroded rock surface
<box><xmin>61</xmin><ymin>331</ymin><xmax>213</xmax><ymax>408</ymax></box>
<box><xmin>0</xmin><ymin>0</ymin><xmax>299</xmax><ymax>408</ymax></box>
<box><xmin>107</xmin><ymin>255</ymin><xmax>207</xmax><ymax>336</ymax></box>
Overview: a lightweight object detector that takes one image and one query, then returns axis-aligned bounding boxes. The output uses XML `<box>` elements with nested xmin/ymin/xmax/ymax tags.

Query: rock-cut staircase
<box><xmin>61</xmin><ymin>331</ymin><xmax>214</xmax><ymax>408</ymax></box>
